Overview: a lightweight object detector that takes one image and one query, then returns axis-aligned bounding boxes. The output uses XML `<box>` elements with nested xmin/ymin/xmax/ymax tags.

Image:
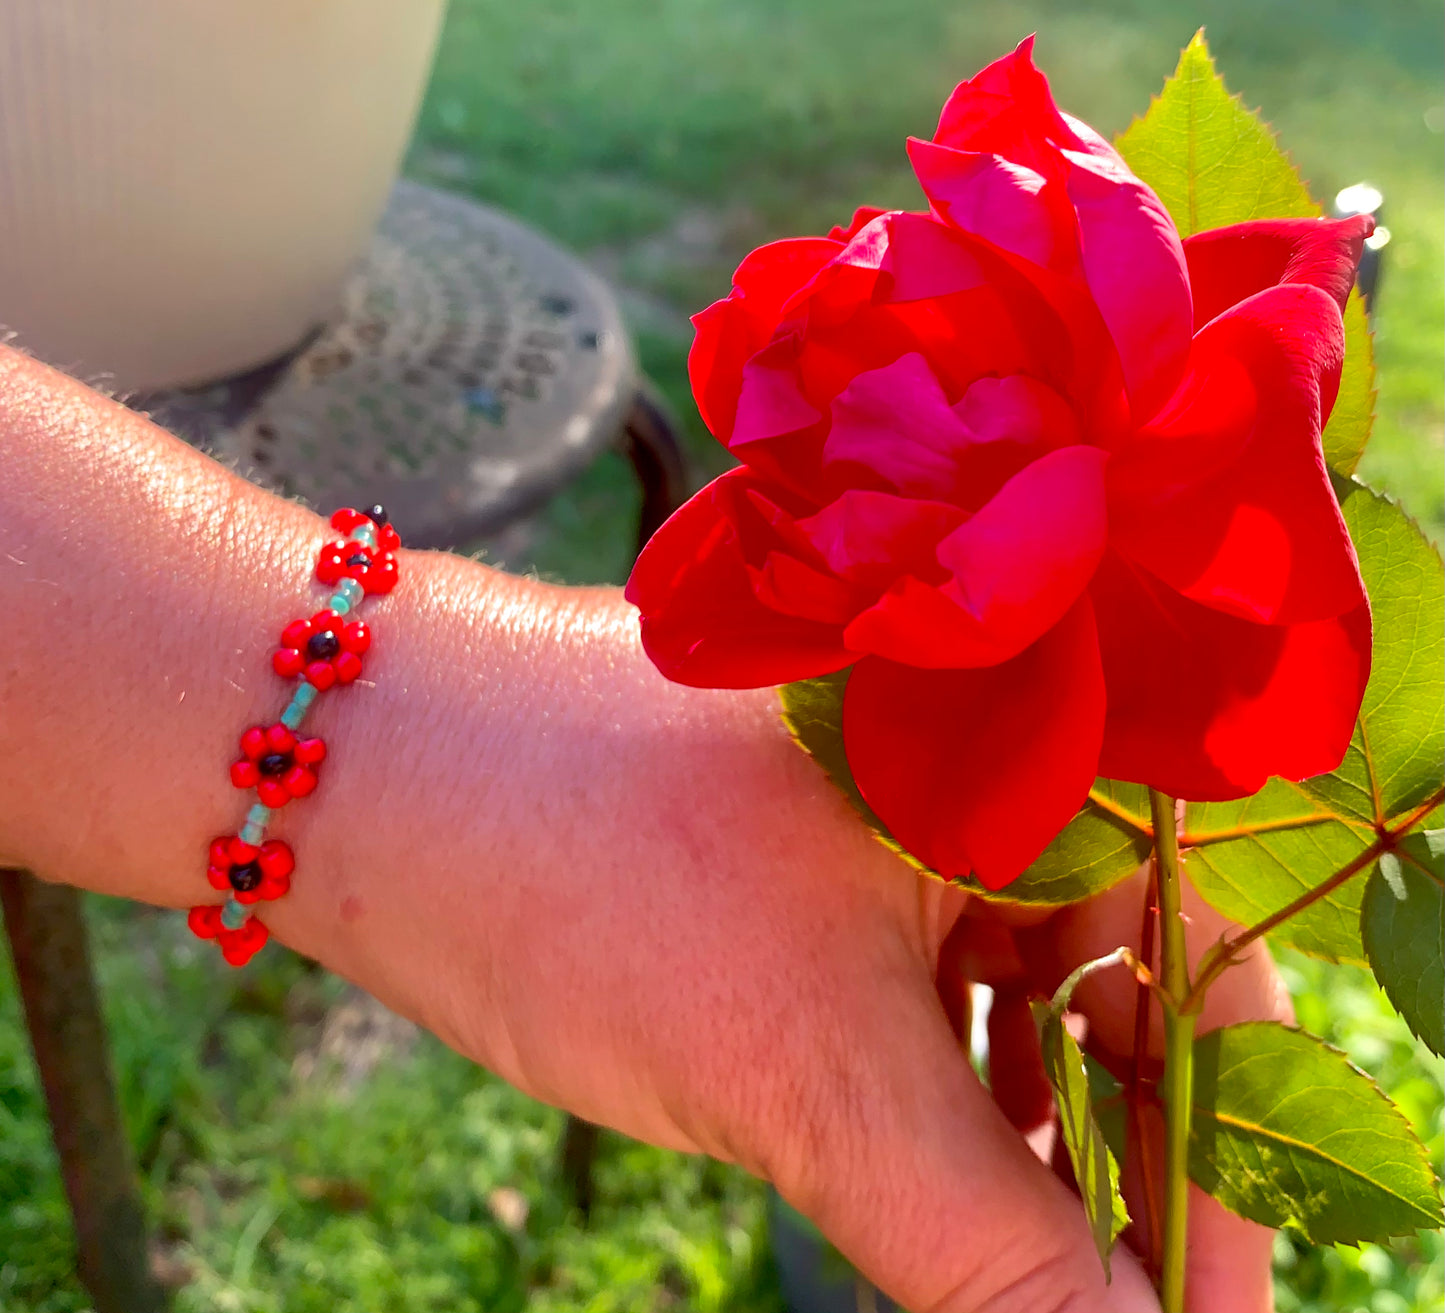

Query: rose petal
<box><xmin>925</xmin><ymin>39</ymin><xmax>1192</xmax><ymax>422</ymax></box>
<box><xmin>688</xmin><ymin>237</ymin><xmax>841</xmax><ymax>441</ymax></box>
<box><xmin>931</xmin><ymin>36</ymin><xmax>1077</xmax><ymax>168</ymax></box>
<box><xmin>1109</xmin><ymin>283</ymin><xmax>1364</xmax><ymax>625</ymax></box>
<box><xmin>827</xmin><ymin>205</ymin><xmax>890</xmax><ymax>243</ymax></box>
<box><xmin>1092</xmin><ymin>552</ymin><xmax>1370</xmax><ymax>799</ymax></box>
<box><xmin>626</xmin><ymin>467</ymin><xmax>856</xmax><ymax>688</ymax></box>
<box><xmin>1184</xmin><ymin>215</ymin><xmax>1373</xmax><ymax>329</ymax></box>
<box><xmin>797</xmin><ymin>489</ymin><xmax>966</xmax><ymax>590</ymax></box>
<box><xmin>906</xmin><ymin>137</ymin><xmax>1073</xmax><ymax>270</ymax></box>
<box><xmin>845</xmin><ymin>445</ymin><xmax>1107</xmax><ymax>667</ymax></box>
<box><xmin>843</xmin><ymin>596</ymin><xmax>1105</xmax><ymax>888</ymax></box>
<box><xmin>1059</xmin><ymin>136</ymin><xmax>1193</xmax><ymax>424</ymax></box>
<box><xmin>821</xmin><ymin>355</ymin><xmax>1078</xmax><ymax>507</ymax></box>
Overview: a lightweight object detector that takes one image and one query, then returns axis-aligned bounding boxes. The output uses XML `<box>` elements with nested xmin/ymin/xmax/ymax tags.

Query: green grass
<box><xmin>3</xmin><ymin>3</ymin><xmax>1441</xmax><ymax>1309</ymax></box>
<box><xmin>1</xmin><ymin>900</ymin><xmax>783</xmax><ymax>1313</ymax></box>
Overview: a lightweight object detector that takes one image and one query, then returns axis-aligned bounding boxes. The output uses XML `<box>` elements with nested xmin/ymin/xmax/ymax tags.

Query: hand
<box><xmin>0</xmin><ymin>348</ymin><xmax>1285</xmax><ymax>1312</ymax></box>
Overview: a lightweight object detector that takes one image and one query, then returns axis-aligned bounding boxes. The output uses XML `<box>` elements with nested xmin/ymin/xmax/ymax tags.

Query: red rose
<box><xmin>626</xmin><ymin>40</ymin><xmax>1373</xmax><ymax>889</ymax></box>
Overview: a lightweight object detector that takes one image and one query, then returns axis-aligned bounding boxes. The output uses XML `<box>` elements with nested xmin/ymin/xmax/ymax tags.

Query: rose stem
<box><xmin>1149</xmin><ymin>787</ymin><xmax>1194</xmax><ymax>1313</ymax></box>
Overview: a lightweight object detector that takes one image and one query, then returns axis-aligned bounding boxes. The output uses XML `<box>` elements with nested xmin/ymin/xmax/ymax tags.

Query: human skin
<box><xmin>0</xmin><ymin>346</ymin><xmax>1287</xmax><ymax>1312</ymax></box>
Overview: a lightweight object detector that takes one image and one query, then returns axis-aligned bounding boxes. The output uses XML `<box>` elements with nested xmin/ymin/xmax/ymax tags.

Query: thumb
<box><xmin>773</xmin><ymin>970</ymin><xmax>1160</xmax><ymax>1313</ymax></box>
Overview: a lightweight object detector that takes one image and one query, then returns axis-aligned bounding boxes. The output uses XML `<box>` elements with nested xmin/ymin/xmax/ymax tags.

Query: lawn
<box><xmin>2</xmin><ymin>2</ymin><xmax>1441</xmax><ymax>1310</ymax></box>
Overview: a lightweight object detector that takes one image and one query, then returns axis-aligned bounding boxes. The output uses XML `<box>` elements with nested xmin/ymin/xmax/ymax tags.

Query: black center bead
<box><xmin>229</xmin><ymin>860</ymin><xmax>262</xmax><ymax>892</ymax></box>
<box><xmin>366</xmin><ymin>504</ymin><xmax>389</xmax><ymax>526</ymax></box>
<box><xmin>306</xmin><ymin>630</ymin><xmax>340</xmax><ymax>661</ymax></box>
<box><xmin>258</xmin><ymin>752</ymin><xmax>290</xmax><ymax>777</ymax></box>
<box><xmin>345</xmin><ymin>554</ymin><xmax>370</xmax><ymax>569</ymax></box>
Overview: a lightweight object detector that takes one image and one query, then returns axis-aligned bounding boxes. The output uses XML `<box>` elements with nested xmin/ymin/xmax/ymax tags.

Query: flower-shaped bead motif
<box><xmin>187</xmin><ymin>905</ymin><xmax>270</xmax><ymax>966</ymax></box>
<box><xmin>316</xmin><ymin>540</ymin><xmax>398</xmax><ymax>596</ymax></box>
<box><xmin>205</xmin><ymin>834</ymin><xmax>295</xmax><ymax>904</ymax></box>
<box><xmin>332</xmin><ymin>506</ymin><xmax>402</xmax><ymax>553</ymax></box>
<box><xmin>273</xmin><ymin>609</ymin><xmax>371</xmax><ymax>689</ymax></box>
<box><xmin>230</xmin><ymin>723</ymin><xmax>326</xmax><ymax>807</ymax></box>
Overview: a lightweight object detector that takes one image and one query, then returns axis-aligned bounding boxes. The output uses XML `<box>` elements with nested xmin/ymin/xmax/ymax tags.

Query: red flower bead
<box><xmin>230</xmin><ymin>723</ymin><xmax>326</xmax><ymax>806</ymax></box>
<box><xmin>187</xmin><ymin>902</ymin><xmax>269</xmax><ymax>963</ymax></box>
<box><xmin>187</xmin><ymin>904</ymin><xmax>223</xmax><ymax>940</ymax></box>
<box><xmin>205</xmin><ymin>834</ymin><xmax>295</xmax><ymax>903</ymax></box>
<box><xmin>330</xmin><ymin>506</ymin><xmax>401</xmax><ymax>553</ymax></box>
<box><xmin>330</xmin><ymin>507</ymin><xmax>371</xmax><ymax>535</ymax></box>
<box><xmin>316</xmin><ymin>540</ymin><xmax>399</xmax><ymax>596</ymax></box>
<box><xmin>273</xmin><ymin>609</ymin><xmax>371</xmax><ymax>688</ymax></box>
<box><xmin>218</xmin><ymin>916</ymin><xmax>269</xmax><ymax>967</ymax></box>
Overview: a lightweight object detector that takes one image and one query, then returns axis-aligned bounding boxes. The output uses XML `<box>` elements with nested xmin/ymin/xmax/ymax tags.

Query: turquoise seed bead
<box><xmin>352</xmin><ymin>523</ymin><xmax>377</xmax><ymax>548</ymax></box>
<box><xmin>327</xmin><ymin>592</ymin><xmax>353</xmax><ymax>617</ymax></box>
<box><xmin>281</xmin><ymin>681</ymin><xmax>318</xmax><ymax>729</ymax></box>
<box><xmin>239</xmin><ymin>802</ymin><xmax>272</xmax><ymax>845</ymax></box>
<box><xmin>221</xmin><ymin>899</ymin><xmax>248</xmax><ymax>931</ymax></box>
<box><xmin>335</xmin><ymin>577</ymin><xmax>365</xmax><ymax>607</ymax></box>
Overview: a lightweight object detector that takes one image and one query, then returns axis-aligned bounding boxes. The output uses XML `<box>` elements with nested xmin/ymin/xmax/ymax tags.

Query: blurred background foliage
<box><xmin>2</xmin><ymin>1</ymin><xmax>1441</xmax><ymax>1309</ymax></box>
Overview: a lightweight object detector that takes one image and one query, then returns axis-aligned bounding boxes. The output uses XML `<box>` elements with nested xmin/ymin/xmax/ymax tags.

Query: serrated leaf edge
<box><xmin>1192</xmin><ymin>1022</ymin><xmax>1443</xmax><ymax>1240</ymax></box>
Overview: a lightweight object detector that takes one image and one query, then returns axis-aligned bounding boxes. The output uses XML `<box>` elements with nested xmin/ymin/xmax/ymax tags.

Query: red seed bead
<box><xmin>273</xmin><ymin>648</ymin><xmax>305</xmax><ymax>678</ymax></box>
<box><xmin>377</xmin><ymin>523</ymin><xmax>401</xmax><ymax>553</ymax></box>
<box><xmin>209</xmin><ymin>837</ymin><xmax>232</xmax><ymax>867</ymax></box>
<box><xmin>187</xmin><ymin>905</ymin><xmax>222</xmax><ymax>940</ymax></box>
<box><xmin>219</xmin><ymin>916</ymin><xmax>270</xmax><ymax>966</ymax></box>
<box><xmin>221</xmin><ymin>941</ymin><xmax>255</xmax><ymax>967</ymax></box>
<box><xmin>281</xmin><ymin>618</ymin><xmax>312</xmax><ymax>648</ymax></box>
<box><xmin>206</xmin><ymin>864</ymin><xmax>232</xmax><ymax>891</ymax></box>
<box><xmin>241</xmin><ymin>726</ymin><xmax>267</xmax><ymax>759</ymax></box>
<box><xmin>293</xmin><ymin>737</ymin><xmax>326</xmax><ymax>766</ymax></box>
<box><xmin>257</xmin><ymin>778</ymin><xmax>290</xmax><ymax>808</ymax></box>
<box><xmin>305</xmin><ymin>661</ymin><xmax>337</xmax><ymax>691</ymax></box>
<box><xmin>330</xmin><ymin>507</ymin><xmax>370</xmax><ymax>534</ymax></box>
<box><xmin>265</xmin><ymin>724</ymin><xmax>297</xmax><ymax>753</ymax></box>
<box><xmin>257</xmin><ymin>869</ymin><xmax>291</xmax><ymax>901</ymax></box>
<box><xmin>334</xmin><ymin>651</ymin><xmax>363</xmax><ymax>683</ymax></box>
<box><xmin>258</xmin><ymin>840</ymin><xmax>295</xmax><ymax>879</ymax></box>
<box><xmin>227</xmin><ymin>837</ymin><xmax>260</xmax><ymax>865</ymax></box>
<box><xmin>284</xmin><ymin>765</ymin><xmax>317</xmax><ymax>797</ymax></box>
<box><xmin>230</xmin><ymin>760</ymin><xmax>260</xmax><ymax>789</ymax></box>
<box><xmin>363</xmin><ymin>558</ymin><xmax>398</xmax><ymax>595</ymax></box>
<box><xmin>340</xmin><ymin>621</ymin><xmax>370</xmax><ymax>654</ymax></box>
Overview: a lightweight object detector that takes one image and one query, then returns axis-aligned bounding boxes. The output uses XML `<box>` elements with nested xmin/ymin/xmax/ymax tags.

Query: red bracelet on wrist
<box><xmin>187</xmin><ymin>505</ymin><xmax>401</xmax><ymax>966</ymax></box>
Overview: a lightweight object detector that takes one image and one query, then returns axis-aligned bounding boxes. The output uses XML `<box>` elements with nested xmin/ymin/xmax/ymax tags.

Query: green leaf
<box><xmin>1116</xmin><ymin>30</ymin><xmax>1315</xmax><ymax>238</ymax></box>
<box><xmin>1183</xmin><ymin>482</ymin><xmax>1444</xmax><ymax>962</ymax></box>
<box><xmin>778</xmin><ymin>673</ymin><xmax>1148</xmax><ymax>905</ymax></box>
<box><xmin>1190</xmin><ymin>1022</ymin><xmax>1442</xmax><ymax>1244</ymax></box>
<box><xmin>1018</xmin><ymin>781</ymin><xmax>1153</xmax><ymax>906</ymax></box>
<box><xmin>1302</xmin><ymin>484</ymin><xmax>1445</xmax><ymax>824</ymax></box>
<box><xmin>1031</xmin><ymin>1001</ymin><xmax>1130</xmax><ymax>1276</ymax></box>
<box><xmin>1321</xmin><ymin>291</ymin><xmax>1376</xmax><ymax>477</ymax></box>
<box><xmin>1116</xmin><ymin>30</ymin><xmax>1374</xmax><ymax>474</ymax></box>
<box><xmin>1361</xmin><ymin>831</ymin><xmax>1445</xmax><ymax>1057</ymax></box>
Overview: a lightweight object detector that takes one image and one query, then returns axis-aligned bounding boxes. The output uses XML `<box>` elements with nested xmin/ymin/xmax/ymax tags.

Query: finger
<box><xmin>1019</xmin><ymin>866</ymin><xmax>1289</xmax><ymax>1313</ymax></box>
<box><xmin>987</xmin><ymin>984</ymin><xmax>1056</xmax><ymax>1134</ymax></box>
<box><xmin>771</xmin><ymin>955</ymin><xmax>1162</xmax><ymax>1313</ymax></box>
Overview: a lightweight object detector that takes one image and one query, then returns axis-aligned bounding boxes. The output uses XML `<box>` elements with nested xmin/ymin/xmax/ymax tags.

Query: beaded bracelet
<box><xmin>186</xmin><ymin>505</ymin><xmax>401</xmax><ymax>966</ymax></box>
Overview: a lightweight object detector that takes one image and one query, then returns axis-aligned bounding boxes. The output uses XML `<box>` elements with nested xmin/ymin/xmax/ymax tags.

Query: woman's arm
<box><xmin>0</xmin><ymin>346</ymin><xmax>1284</xmax><ymax>1313</ymax></box>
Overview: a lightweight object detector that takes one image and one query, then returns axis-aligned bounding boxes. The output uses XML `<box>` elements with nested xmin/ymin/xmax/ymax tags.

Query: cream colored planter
<box><xmin>0</xmin><ymin>1</ymin><xmax>448</xmax><ymax>390</ymax></box>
